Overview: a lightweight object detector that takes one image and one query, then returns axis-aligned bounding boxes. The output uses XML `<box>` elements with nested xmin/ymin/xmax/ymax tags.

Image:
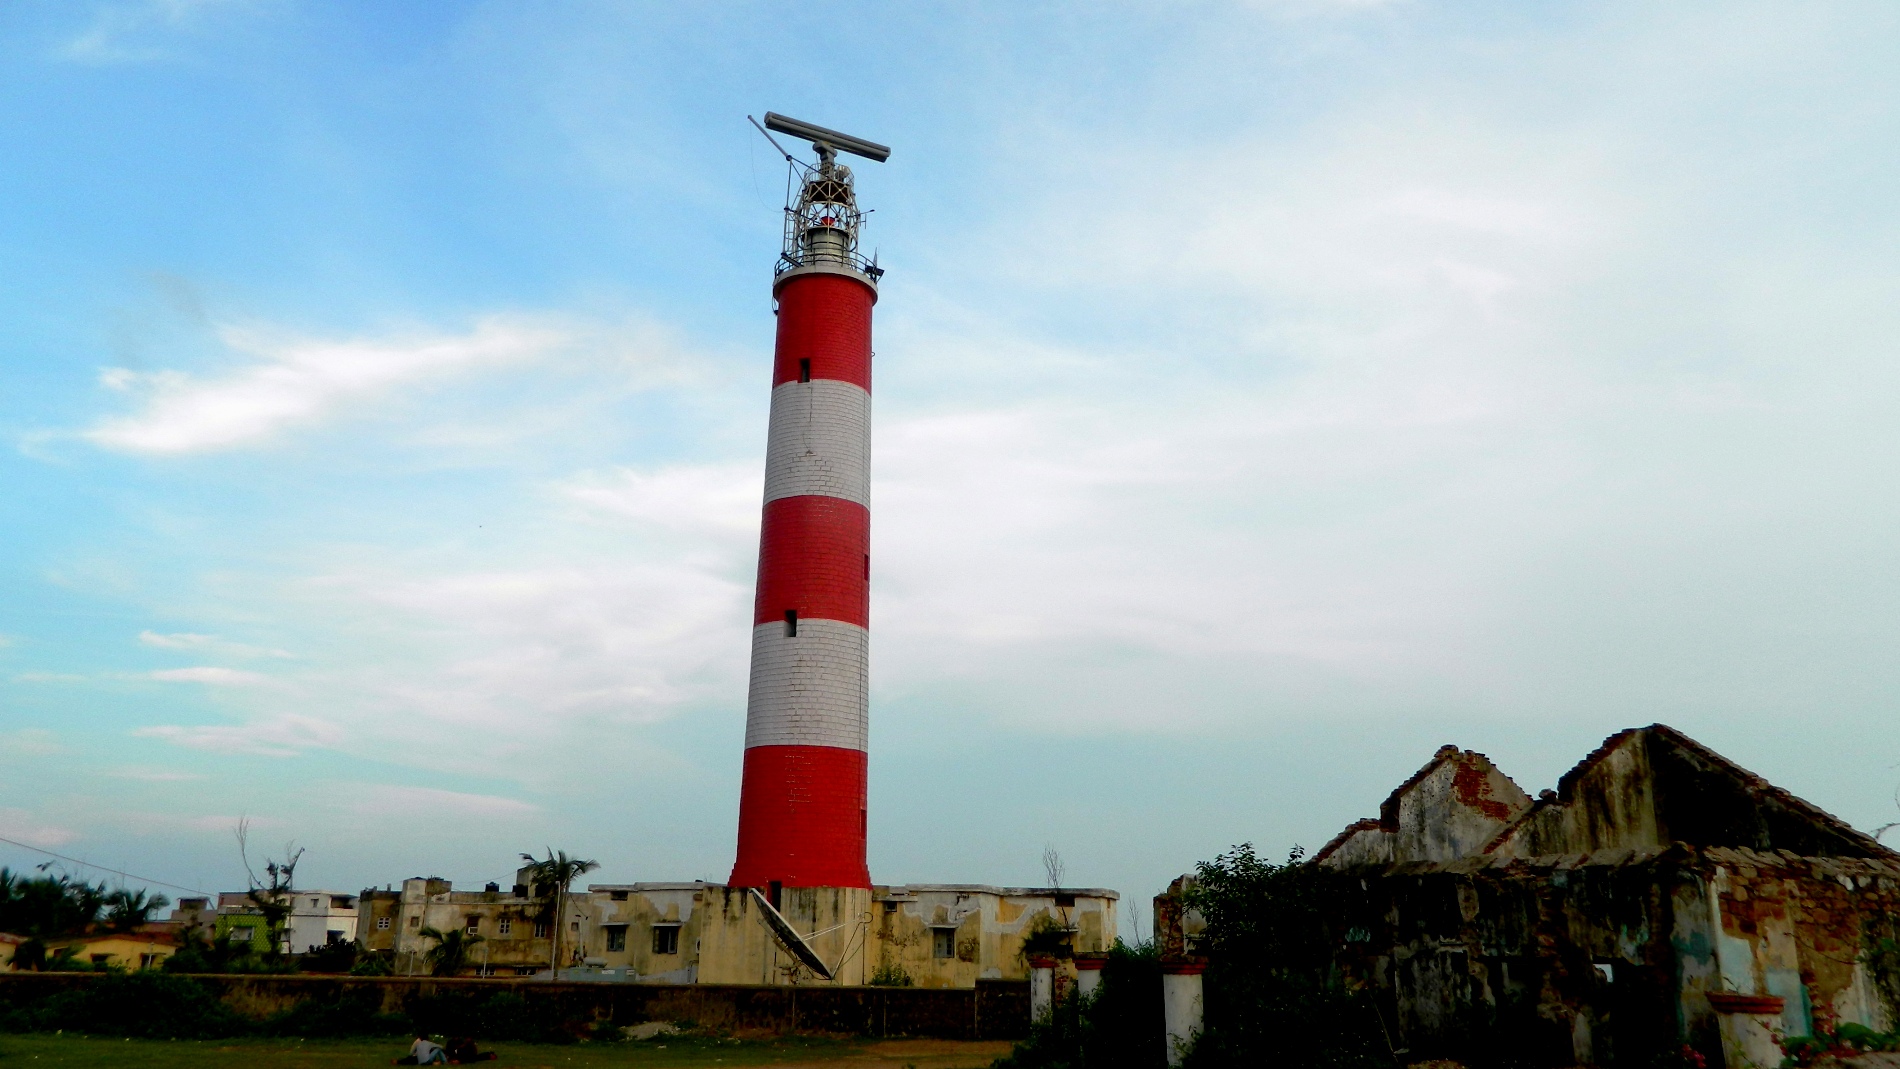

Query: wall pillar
<box><xmin>1709</xmin><ymin>994</ymin><xmax>1785</xmax><ymax>1069</ymax></box>
<box><xmin>1074</xmin><ymin>952</ymin><xmax>1108</xmax><ymax>1000</ymax></box>
<box><xmin>1028</xmin><ymin>956</ymin><xmax>1057</xmax><ymax>1021</ymax></box>
<box><xmin>1161</xmin><ymin>961</ymin><xmax>1205</xmax><ymax>1067</ymax></box>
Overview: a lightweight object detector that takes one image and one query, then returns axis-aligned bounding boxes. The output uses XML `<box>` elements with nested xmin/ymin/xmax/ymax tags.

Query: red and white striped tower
<box><xmin>730</xmin><ymin>118</ymin><xmax>888</xmax><ymax>891</ymax></box>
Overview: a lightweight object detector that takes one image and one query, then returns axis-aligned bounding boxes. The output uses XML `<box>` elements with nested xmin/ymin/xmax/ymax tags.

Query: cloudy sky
<box><xmin>2</xmin><ymin>0</ymin><xmax>1898</xmax><ymax>924</ymax></box>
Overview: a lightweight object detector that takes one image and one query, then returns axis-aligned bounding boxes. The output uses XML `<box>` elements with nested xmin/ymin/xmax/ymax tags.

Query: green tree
<box><xmin>1179</xmin><ymin>844</ymin><xmax>1391</xmax><ymax>1068</ymax></box>
<box><xmin>417</xmin><ymin>926</ymin><xmax>485</xmax><ymax>977</ymax></box>
<box><xmin>0</xmin><ymin>866</ymin><xmax>108</xmax><ymax>942</ymax></box>
<box><xmin>234</xmin><ymin>819</ymin><xmax>302</xmax><ymax>958</ymax></box>
<box><xmin>103</xmin><ymin>888</ymin><xmax>171</xmax><ymax>932</ymax></box>
<box><xmin>518</xmin><ymin>848</ymin><xmax>599</xmax><ymax>977</ymax></box>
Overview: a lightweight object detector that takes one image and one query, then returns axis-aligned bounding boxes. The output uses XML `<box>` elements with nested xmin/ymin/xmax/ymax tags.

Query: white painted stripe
<box><xmin>744</xmin><ymin>619</ymin><xmax>868</xmax><ymax>751</ymax></box>
<box><xmin>763</xmin><ymin>380</ymin><xmax>870</xmax><ymax>507</ymax></box>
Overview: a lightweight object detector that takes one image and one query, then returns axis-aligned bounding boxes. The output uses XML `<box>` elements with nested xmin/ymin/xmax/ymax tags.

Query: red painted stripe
<box><xmin>753</xmin><ymin>495</ymin><xmax>869</xmax><ymax>627</ymax></box>
<box><xmin>773</xmin><ymin>273</ymin><xmax>874</xmax><ymax>390</ymax></box>
<box><xmin>729</xmin><ymin>744</ymin><xmax>869</xmax><ymax>889</ymax></box>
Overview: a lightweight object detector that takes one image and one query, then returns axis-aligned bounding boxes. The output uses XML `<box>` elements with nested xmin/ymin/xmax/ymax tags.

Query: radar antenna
<box><xmin>748</xmin><ymin>113</ymin><xmax>890</xmax><ymax>280</ymax></box>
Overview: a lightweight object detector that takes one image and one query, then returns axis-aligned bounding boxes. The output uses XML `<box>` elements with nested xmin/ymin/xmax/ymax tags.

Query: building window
<box><xmin>376</xmin><ymin>917</ymin><xmax>391</xmax><ymax>931</ymax></box>
<box><xmin>310</xmin><ymin>898</ymin><xmax>321</xmax><ymax>909</ymax></box>
<box><xmin>408</xmin><ymin>916</ymin><xmax>420</xmax><ymax>929</ymax></box>
<box><xmin>605</xmin><ymin>926</ymin><xmax>627</xmax><ymax>952</ymax></box>
<box><xmin>140</xmin><ymin>954</ymin><xmax>158</xmax><ymax>969</ymax></box>
<box><xmin>784</xmin><ymin>609</ymin><xmax>798</xmax><ymax>637</ymax></box>
<box><xmin>465</xmin><ymin>916</ymin><xmax>480</xmax><ymax>933</ymax></box>
<box><xmin>326</xmin><ymin>930</ymin><xmax>344</xmax><ymax>945</ymax></box>
<box><xmin>533</xmin><ymin>921</ymin><xmax>551</xmax><ymax>939</ymax></box>
<box><xmin>91</xmin><ymin>954</ymin><xmax>111</xmax><ymax>965</ymax></box>
<box><xmin>571</xmin><ymin>920</ymin><xmax>580</xmax><ymax>933</ymax></box>
<box><xmin>653</xmin><ymin>926</ymin><xmax>680</xmax><ymax>956</ymax></box>
<box><xmin>610</xmin><ymin>890</ymin><xmax>628</xmax><ymax>901</ymax></box>
<box><xmin>514</xmin><ymin>966</ymin><xmax>536</xmax><ymax>976</ymax></box>
<box><xmin>499</xmin><ymin>918</ymin><xmax>512</xmax><ymax>936</ymax></box>
<box><xmin>230</xmin><ymin>927</ymin><xmax>255</xmax><ymax>943</ymax></box>
<box><xmin>932</xmin><ymin>928</ymin><xmax>956</xmax><ymax>959</ymax></box>
<box><xmin>798</xmin><ymin>358</ymin><xmax>811</xmax><ymax>383</ymax></box>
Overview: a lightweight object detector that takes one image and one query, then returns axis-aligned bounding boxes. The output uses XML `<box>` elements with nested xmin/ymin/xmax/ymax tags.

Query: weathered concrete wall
<box><xmin>867</xmin><ymin>887</ymin><xmax>1118</xmax><ymax>988</ymax></box>
<box><xmin>1488</xmin><ymin>727</ymin><xmax>1892</xmax><ymax>860</ymax></box>
<box><xmin>1306</xmin><ymin>846</ymin><xmax>1900</xmax><ymax>1067</ymax></box>
<box><xmin>1318</xmin><ymin>747</ymin><xmax>1532</xmax><ymax>868</ymax></box>
<box><xmin>0</xmin><ymin>973</ymin><xmax>1031</xmax><ymax>1041</ymax></box>
<box><xmin>693</xmin><ymin>885</ymin><xmax>874</xmax><ymax>986</ymax></box>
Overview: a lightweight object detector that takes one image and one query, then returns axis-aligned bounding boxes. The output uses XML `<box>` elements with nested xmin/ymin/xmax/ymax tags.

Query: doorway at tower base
<box><xmin>555</xmin><ymin>881</ymin><xmax>1119</xmax><ymax>988</ymax></box>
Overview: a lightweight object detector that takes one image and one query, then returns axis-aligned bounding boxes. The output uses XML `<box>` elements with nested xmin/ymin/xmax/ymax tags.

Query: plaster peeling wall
<box><xmin>867</xmin><ymin>887</ymin><xmax>1118</xmax><ymax>988</ymax></box>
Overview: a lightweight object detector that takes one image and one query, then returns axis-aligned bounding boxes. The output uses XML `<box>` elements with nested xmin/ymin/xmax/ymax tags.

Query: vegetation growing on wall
<box><xmin>1864</xmin><ymin>913</ymin><xmax>1900</xmax><ymax>1029</ymax></box>
<box><xmin>1178</xmin><ymin>844</ymin><xmax>1393</xmax><ymax>1069</ymax></box>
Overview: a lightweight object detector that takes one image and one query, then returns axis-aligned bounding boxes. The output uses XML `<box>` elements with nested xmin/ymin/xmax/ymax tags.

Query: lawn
<box><xmin>0</xmin><ymin>1033</ymin><xmax>1013</xmax><ymax>1069</ymax></box>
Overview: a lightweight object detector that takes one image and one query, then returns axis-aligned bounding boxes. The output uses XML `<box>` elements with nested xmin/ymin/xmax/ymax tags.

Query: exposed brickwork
<box><xmin>736</xmin><ymin>257</ymin><xmax>876</xmax><ymax>892</ymax></box>
<box><xmin>763</xmin><ymin>380</ymin><xmax>871</xmax><ymax>507</ymax></box>
<box><xmin>744</xmin><ymin>619</ymin><xmax>868</xmax><ymax>751</ymax></box>
<box><xmin>773</xmin><ymin>273</ymin><xmax>874</xmax><ymax>390</ymax></box>
<box><xmin>753</xmin><ymin>495</ymin><xmax>870</xmax><ymax>627</ymax></box>
<box><xmin>730</xmin><ymin>745</ymin><xmax>870</xmax><ymax>889</ymax></box>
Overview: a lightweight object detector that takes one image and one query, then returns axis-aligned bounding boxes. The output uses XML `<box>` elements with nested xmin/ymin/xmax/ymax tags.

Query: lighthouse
<box><xmin>730</xmin><ymin>115</ymin><xmax>889</xmax><ymax>892</ymax></box>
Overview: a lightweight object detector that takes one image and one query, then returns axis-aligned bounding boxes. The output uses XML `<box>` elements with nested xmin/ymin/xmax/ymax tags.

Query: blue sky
<box><xmin>3</xmin><ymin>0</ymin><xmax>1899</xmax><ymax>927</ymax></box>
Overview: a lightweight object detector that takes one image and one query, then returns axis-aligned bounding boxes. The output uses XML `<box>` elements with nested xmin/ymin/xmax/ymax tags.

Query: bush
<box><xmin>0</xmin><ymin>972</ymin><xmax>248</xmax><ymax>1038</ymax></box>
<box><xmin>405</xmin><ymin>991</ymin><xmax>576</xmax><ymax>1044</ymax></box>
<box><xmin>1178</xmin><ymin>844</ymin><xmax>1392</xmax><ymax>1069</ymax></box>
<box><xmin>262</xmin><ymin>987</ymin><xmax>407</xmax><ymax>1038</ymax></box>
<box><xmin>993</xmin><ymin>940</ymin><xmax>1165</xmax><ymax>1069</ymax></box>
<box><xmin>868</xmin><ymin>962</ymin><xmax>914</xmax><ymax>987</ymax></box>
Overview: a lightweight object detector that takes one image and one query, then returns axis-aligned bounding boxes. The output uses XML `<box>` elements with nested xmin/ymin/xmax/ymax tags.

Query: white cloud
<box><xmin>58</xmin><ymin>0</ymin><xmax>256</xmax><ymax>65</ymax></box>
<box><xmin>84</xmin><ymin>316</ymin><xmax>569</xmax><ymax>454</ymax></box>
<box><xmin>561</xmin><ymin>463</ymin><xmax>761</xmax><ymax>536</ymax></box>
<box><xmin>0</xmin><ymin>808</ymin><xmax>78</xmax><ymax>848</ymax></box>
<box><xmin>0</xmin><ymin>729</ymin><xmax>62</xmax><ymax>757</ymax></box>
<box><xmin>136</xmin><ymin>714</ymin><xmax>346</xmax><ymax>757</ymax></box>
<box><xmin>149</xmin><ymin>666</ymin><xmax>269</xmax><ymax>686</ymax></box>
<box><xmin>340</xmin><ymin>784</ymin><xmax>540</xmax><ymax>820</ymax></box>
<box><xmin>105</xmin><ymin>766</ymin><xmax>208</xmax><ymax>782</ymax></box>
<box><xmin>13</xmin><ymin>672</ymin><xmax>88</xmax><ymax>684</ymax></box>
<box><xmin>139</xmin><ymin>631</ymin><xmax>295</xmax><ymax>659</ymax></box>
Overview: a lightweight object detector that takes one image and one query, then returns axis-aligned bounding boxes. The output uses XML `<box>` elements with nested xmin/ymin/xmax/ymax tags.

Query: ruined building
<box><xmin>357</xmin><ymin>863</ymin><xmax>1114</xmax><ymax>986</ymax></box>
<box><xmin>1158</xmin><ymin>725</ymin><xmax>1900</xmax><ymax>1067</ymax></box>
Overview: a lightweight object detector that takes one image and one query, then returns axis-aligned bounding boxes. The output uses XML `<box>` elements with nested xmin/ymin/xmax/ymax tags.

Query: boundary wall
<box><xmin>0</xmin><ymin>974</ymin><xmax>1030</xmax><ymax>1041</ymax></box>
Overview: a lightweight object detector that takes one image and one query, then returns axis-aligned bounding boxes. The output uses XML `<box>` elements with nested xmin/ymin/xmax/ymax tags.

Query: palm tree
<box><xmin>104</xmin><ymin>888</ymin><xmax>171</xmax><ymax>932</ymax></box>
<box><xmin>417</xmin><ymin>926</ymin><xmax>485</xmax><ymax>977</ymax></box>
<box><xmin>519</xmin><ymin>848</ymin><xmax>599</xmax><ymax>978</ymax></box>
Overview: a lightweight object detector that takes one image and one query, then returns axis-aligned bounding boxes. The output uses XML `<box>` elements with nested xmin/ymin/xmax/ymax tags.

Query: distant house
<box><xmin>44</xmin><ymin>931</ymin><xmax>180</xmax><ymax>971</ymax></box>
<box><xmin>210</xmin><ymin>890</ymin><xmax>358</xmax><ymax>954</ymax></box>
<box><xmin>0</xmin><ymin>933</ymin><xmax>26</xmax><ymax>971</ymax></box>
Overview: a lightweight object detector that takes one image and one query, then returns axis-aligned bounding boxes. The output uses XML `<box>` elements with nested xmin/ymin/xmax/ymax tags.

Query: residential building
<box><xmin>209</xmin><ymin>889</ymin><xmax>358</xmax><ymax>954</ymax></box>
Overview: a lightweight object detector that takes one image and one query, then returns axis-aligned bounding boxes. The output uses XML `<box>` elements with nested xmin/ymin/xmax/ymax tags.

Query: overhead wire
<box><xmin>0</xmin><ymin>833</ymin><xmax>214</xmax><ymax>897</ymax></box>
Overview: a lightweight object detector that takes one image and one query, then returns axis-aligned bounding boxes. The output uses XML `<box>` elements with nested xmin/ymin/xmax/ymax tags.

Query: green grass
<box><xmin>0</xmin><ymin>1033</ymin><xmax>1008</xmax><ymax>1068</ymax></box>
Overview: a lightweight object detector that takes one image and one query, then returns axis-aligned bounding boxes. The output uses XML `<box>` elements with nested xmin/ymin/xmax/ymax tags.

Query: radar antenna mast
<box><xmin>747</xmin><ymin>112</ymin><xmax>890</xmax><ymax>280</ymax></box>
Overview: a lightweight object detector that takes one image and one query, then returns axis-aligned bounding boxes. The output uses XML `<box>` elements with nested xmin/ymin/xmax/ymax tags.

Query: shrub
<box><xmin>1178</xmin><ymin>844</ymin><xmax>1391</xmax><ymax>1069</ymax></box>
<box><xmin>1</xmin><ymin>972</ymin><xmax>248</xmax><ymax>1038</ymax></box>
<box><xmin>262</xmin><ymin>987</ymin><xmax>406</xmax><ymax>1037</ymax></box>
<box><xmin>868</xmin><ymin>962</ymin><xmax>914</xmax><ymax>987</ymax></box>
<box><xmin>405</xmin><ymin>991</ymin><xmax>576</xmax><ymax>1044</ymax></box>
<box><xmin>993</xmin><ymin>940</ymin><xmax>1165</xmax><ymax>1069</ymax></box>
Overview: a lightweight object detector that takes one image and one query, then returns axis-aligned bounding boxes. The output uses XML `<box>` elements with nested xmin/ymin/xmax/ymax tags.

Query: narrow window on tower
<box><xmin>784</xmin><ymin>610</ymin><xmax>798</xmax><ymax>637</ymax></box>
<box><xmin>798</xmin><ymin>358</ymin><xmax>811</xmax><ymax>383</ymax></box>
<box><xmin>863</xmin><ymin>554</ymin><xmax>870</xmax><ymax>579</ymax></box>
